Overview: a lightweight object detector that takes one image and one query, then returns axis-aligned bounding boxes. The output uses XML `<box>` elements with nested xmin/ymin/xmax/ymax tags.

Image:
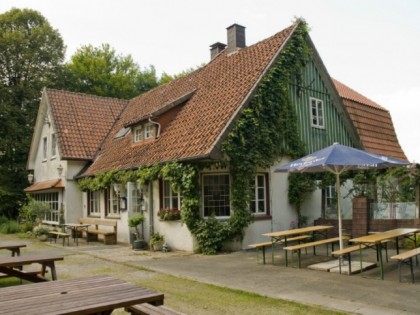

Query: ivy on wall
<box><xmin>77</xmin><ymin>20</ymin><xmax>314</xmax><ymax>254</ymax></box>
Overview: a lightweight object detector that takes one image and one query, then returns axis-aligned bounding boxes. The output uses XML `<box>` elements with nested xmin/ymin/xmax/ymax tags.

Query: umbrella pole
<box><xmin>336</xmin><ymin>174</ymin><xmax>344</xmax><ymax>252</ymax></box>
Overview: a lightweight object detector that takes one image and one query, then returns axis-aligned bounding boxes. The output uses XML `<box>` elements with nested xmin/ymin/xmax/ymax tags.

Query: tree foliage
<box><xmin>0</xmin><ymin>8</ymin><xmax>65</xmax><ymax>218</ymax></box>
<box><xmin>63</xmin><ymin>43</ymin><xmax>158</xmax><ymax>99</ymax></box>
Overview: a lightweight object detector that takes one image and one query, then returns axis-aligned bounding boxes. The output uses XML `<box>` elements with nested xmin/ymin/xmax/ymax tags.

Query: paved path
<box><xmin>74</xmin><ymin>243</ymin><xmax>420</xmax><ymax>315</ymax></box>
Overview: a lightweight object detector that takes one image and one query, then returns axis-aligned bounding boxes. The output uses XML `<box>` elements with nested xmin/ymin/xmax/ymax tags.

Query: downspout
<box><xmin>148</xmin><ymin>181</ymin><xmax>154</xmax><ymax>238</ymax></box>
<box><xmin>148</xmin><ymin>116</ymin><xmax>161</xmax><ymax>138</ymax></box>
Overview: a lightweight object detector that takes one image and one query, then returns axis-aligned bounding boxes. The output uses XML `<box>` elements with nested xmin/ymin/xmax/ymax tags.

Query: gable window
<box><xmin>134</xmin><ymin>126</ymin><xmax>143</xmax><ymax>142</ymax></box>
<box><xmin>42</xmin><ymin>137</ymin><xmax>47</xmax><ymax>160</ymax></box>
<box><xmin>51</xmin><ymin>133</ymin><xmax>57</xmax><ymax>158</ymax></box>
<box><xmin>145</xmin><ymin>124</ymin><xmax>154</xmax><ymax>139</ymax></box>
<box><xmin>310</xmin><ymin>97</ymin><xmax>324</xmax><ymax>128</ymax></box>
<box><xmin>250</xmin><ymin>174</ymin><xmax>268</xmax><ymax>215</ymax></box>
<box><xmin>162</xmin><ymin>180</ymin><xmax>181</xmax><ymax>209</ymax></box>
<box><xmin>202</xmin><ymin>174</ymin><xmax>230</xmax><ymax>217</ymax></box>
<box><xmin>88</xmin><ymin>191</ymin><xmax>101</xmax><ymax>216</ymax></box>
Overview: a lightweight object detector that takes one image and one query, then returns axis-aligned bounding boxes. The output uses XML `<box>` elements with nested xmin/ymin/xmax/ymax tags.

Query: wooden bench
<box><xmin>248</xmin><ymin>235</ymin><xmax>310</xmax><ymax>264</ymax></box>
<box><xmin>48</xmin><ymin>231</ymin><xmax>70</xmax><ymax>246</ymax></box>
<box><xmin>332</xmin><ymin>245</ymin><xmax>367</xmax><ymax>275</ymax></box>
<box><xmin>126</xmin><ymin>303</ymin><xmax>186</xmax><ymax>315</ymax></box>
<box><xmin>391</xmin><ymin>247</ymin><xmax>420</xmax><ymax>283</ymax></box>
<box><xmin>284</xmin><ymin>236</ymin><xmax>350</xmax><ymax>268</ymax></box>
<box><xmin>78</xmin><ymin>217</ymin><xmax>118</xmax><ymax>245</ymax></box>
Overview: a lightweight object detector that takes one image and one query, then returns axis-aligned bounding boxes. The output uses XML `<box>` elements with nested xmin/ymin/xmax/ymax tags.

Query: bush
<box><xmin>0</xmin><ymin>220</ymin><xmax>20</xmax><ymax>234</ymax></box>
<box><xmin>19</xmin><ymin>199</ymin><xmax>51</xmax><ymax>225</ymax></box>
<box><xmin>33</xmin><ymin>226</ymin><xmax>51</xmax><ymax>236</ymax></box>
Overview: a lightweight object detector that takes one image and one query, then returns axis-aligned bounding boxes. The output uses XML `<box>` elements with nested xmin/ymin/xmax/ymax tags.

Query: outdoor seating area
<box><xmin>252</xmin><ymin>225</ymin><xmax>420</xmax><ymax>282</ymax></box>
<box><xmin>78</xmin><ymin>217</ymin><xmax>118</xmax><ymax>245</ymax></box>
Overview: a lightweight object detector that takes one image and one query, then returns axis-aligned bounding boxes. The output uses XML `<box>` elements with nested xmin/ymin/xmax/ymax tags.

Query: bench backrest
<box><xmin>79</xmin><ymin>217</ymin><xmax>117</xmax><ymax>232</ymax></box>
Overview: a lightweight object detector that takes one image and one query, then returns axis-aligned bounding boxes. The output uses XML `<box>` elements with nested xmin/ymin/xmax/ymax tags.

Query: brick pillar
<box><xmin>352</xmin><ymin>197</ymin><xmax>370</xmax><ymax>238</ymax></box>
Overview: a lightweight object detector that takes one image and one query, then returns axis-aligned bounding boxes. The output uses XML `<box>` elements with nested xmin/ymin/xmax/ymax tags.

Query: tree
<box><xmin>63</xmin><ymin>44</ymin><xmax>158</xmax><ymax>99</ymax></box>
<box><xmin>0</xmin><ymin>8</ymin><xmax>65</xmax><ymax>218</ymax></box>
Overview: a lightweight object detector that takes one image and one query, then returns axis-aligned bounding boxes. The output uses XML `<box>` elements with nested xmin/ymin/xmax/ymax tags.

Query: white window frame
<box><xmin>145</xmin><ymin>124</ymin><xmax>154</xmax><ymax>139</ymax></box>
<box><xmin>51</xmin><ymin>133</ymin><xmax>57</xmax><ymax>158</ymax></box>
<box><xmin>134</xmin><ymin>126</ymin><xmax>143</xmax><ymax>142</ymax></box>
<box><xmin>42</xmin><ymin>136</ymin><xmax>48</xmax><ymax>160</ymax></box>
<box><xmin>33</xmin><ymin>192</ymin><xmax>60</xmax><ymax>223</ymax></box>
<box><xmin>250</xmin><ymin>174</ymin><xmax>267</xmax><ymax>215</ymax></box>
<box><xmin>310</xmin><ymin>97</ymin><xmax>325</xmax><ymax>128</ymax></box>
<box><xmin>202</xmin><ymin>173</ymin><xmax>231</xmax><ymax>218</ymax></box>
<box><xmin>88</xmin><ymin>191</ymin><xmax>101</xmax><ymax>216</ymax></box>
<box><xmin>131</xmin><ymin>187</ymin><xmax>144</xmax><ymax>213</ymax></box>
<box><xmin>107</xmin><ymin>188</ymin><xmax>120</xmax><ymax>217</ymax></box>
<box><xmin>162</xmin><ymin>180</ymin><xmax>181</xmax><ymax>209</ymax></box>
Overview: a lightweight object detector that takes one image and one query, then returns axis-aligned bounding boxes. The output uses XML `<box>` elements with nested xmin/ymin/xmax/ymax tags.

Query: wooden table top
<box><xmin>0</xmin><ymin>275</ymin><xmax>164</xmax><ymax>315</ymax></box>
<box><xmin>350</xmin><ymin>228</ymin><xmax>420</xmax><ymax>244</ymax></box>
<box><xmin>0</xmin><ymin>254</ymin><xmax>64</xmax><ymax>267</ymax></box>
<box><xmin>263</xmin><ymin>225</ymin><xmax>334</xmax><ymax>238</ymax></box>
<box><xmin>0</xmin><ymin>242</ymin><xmax>27</xmax><ymax>250</ymax></box>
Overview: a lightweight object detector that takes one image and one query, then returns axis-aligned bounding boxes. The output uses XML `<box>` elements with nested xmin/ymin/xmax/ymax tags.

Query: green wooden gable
<box><xmin>288</xmin><ymin>47</ymin><xmax>360</xmax><ymax>154</ymax></box>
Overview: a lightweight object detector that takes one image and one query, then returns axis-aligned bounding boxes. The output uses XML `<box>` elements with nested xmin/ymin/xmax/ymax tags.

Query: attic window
<box><xmin>310</xmin><ymin>97</ymin><xmax>325</xmax><ymax>128</ymax></box>
<box><xmin>134</xmin><ymin>126</ymin><xmax>143</xmax><ymax>142</ymax></box>
<box><xmin>115</xmin><ymin>127</ymin><xmax>130</xmax><ymax>139</ymax></box>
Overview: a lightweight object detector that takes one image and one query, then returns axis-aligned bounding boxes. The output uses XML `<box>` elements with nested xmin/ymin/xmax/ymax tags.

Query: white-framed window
<box><xmin>162</xmin><ymin>180</ymin><xmax>181</xmax><ymax>209</ymax></box>
<box><xmin>88</xmin><ymin>191</ymin><xmax>101</xmax><ymax>216</ymax></box>
<box><xmin>33</xmin><ymin>192</ymin><xmax>59</xmax><ymax>223</ymax></box>
<box><xmin>145</xmin><ymin>124</ymin><xmax>154</xmax><ymax>139</ymax></box>
<box><xmin>324</xmin><ymin>185</ymin><xmax>337</xmax><ymax>219</ymax></box>
<box><xmin>250</xmin><ymin>174</ymin><xmax>268</xmax><ymax>215</ymax></box>
<box><xmin>202</xmin><ymin>174</ymin><xmax>230</xmax><ymax>217</ymax></box>
<box><xmin>134</xmin><ymin>126</ymin><xmax>143</xmax><ymax>142</ymax></box>
<box><xmin>51</xmin><ymin>133</ymin><xmax>57</xmax><ymax>158</ymax></box>
<box><xmin>131</xmin><ymin>187</ymin><xmax>144</xmax><ymax>213</ymax></box>
<box><xmin>42</xmin><ymin>136</ymin><xmax>48</xmax><ymax>160</ymax></box>
<box><xmin>106</xmin><ymin>188</ymin><xmax>120</xmax><ymax>217</ymax></box>
<box><xmin>310</xmin><ymin>97</ymin><xmax>325</xmax><ymax>128</ymax></box>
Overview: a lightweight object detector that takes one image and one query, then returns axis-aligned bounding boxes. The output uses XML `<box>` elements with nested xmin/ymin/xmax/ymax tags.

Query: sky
<box><xmin>1</xmin><ymin>0</ymin><xmax>420</xmax><ymax>162</ymax></box>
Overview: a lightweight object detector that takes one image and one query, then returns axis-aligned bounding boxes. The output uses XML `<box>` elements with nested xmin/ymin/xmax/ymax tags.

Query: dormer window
<box><xmin>134</xmin><ymin>126</ymin><xmax>143</xmax><ymax>142</ymax></box>
<box><xmin>145</xmin><ymin>124</ymin><xmax>154</xmax><ymax>139</ymax></box>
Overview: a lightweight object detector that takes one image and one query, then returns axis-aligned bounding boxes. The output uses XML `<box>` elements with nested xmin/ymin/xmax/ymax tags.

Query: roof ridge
<box><xmin>46</xmin><ymin>88</ymin><xmax>129</xmax><ymax>103</ymax></box>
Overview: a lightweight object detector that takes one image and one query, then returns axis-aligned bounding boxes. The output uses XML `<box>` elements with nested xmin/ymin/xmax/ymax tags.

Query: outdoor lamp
<box><xmin>27</xmin><ymin>173</ymin><xmax>34</xmax><ymax>184</ymax></box>
<box><xmin>57</xmin><ymin>164</ymin><xmax>63</xmax><ymax>177</ymax></box>
<box><xmin>113</xmin><ymin>183</ymin><xmax>122</xmax><ymax>194</ymax></box>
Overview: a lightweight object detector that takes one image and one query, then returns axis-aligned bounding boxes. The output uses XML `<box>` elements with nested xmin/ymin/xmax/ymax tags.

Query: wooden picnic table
<box><xmin>0</xmin><ymin>241</ymin><xmax>27</xmax><ymax>256</ymax></box>
<box><xmin>350</xmin><ymin>228</ymin><xmax>420</xmax><ymax>280</ymax></box>
<box><xmin>0</xmin><ymin>275</ymin><xmax>164</xmax><ymax>315</ymax></box>
<box><xmin>63</xmin><ymin>223</ymin><xmax>90</xmax><ymax>245</ymax></box>
<box><xmin>0</xmin><ymin>254</ymin><xmax>63</xmax><ymax>282</ymax></box>
<box><xmin>263</xmin><ymin>225</ymin><xmax>334</xmax><ymax>266</ymax></box>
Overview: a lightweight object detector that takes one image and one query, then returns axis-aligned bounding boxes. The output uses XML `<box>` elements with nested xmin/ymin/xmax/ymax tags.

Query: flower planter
<box><xmin>151</xmin><ymin>240</ymin><xmax>164</xmax><ymax>251</ymax></box>
<box><xmin>132</xmin><ymin>240</ymin><xmax>148</xmax><ymax>250</ymax></box>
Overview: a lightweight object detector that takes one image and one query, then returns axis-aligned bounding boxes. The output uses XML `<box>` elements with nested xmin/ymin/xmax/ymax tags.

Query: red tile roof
<box><xmin>24</xmin><ymin>178</ymin><xmax>64</xmax><ymax>192</ymax></box>
<box><xmin>83</xmin><ymin>24</ymin><xmax>297</xmax><ymax>175</ymax></box>
<box><xmin>333</xmin><ymin>79</ymin><xmax>407</xmax><ymax>161</ymax></box>
<box><xmin>47</xmin><ymin>89</ymin><xmax>128</xmax><ymax>160</ymax></box>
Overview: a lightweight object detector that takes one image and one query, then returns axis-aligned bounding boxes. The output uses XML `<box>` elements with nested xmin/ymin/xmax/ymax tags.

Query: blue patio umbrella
<box><xmin>274</xmin><ymin>143</ymin><xmax>410</xmax><ymax>251</ymax></box>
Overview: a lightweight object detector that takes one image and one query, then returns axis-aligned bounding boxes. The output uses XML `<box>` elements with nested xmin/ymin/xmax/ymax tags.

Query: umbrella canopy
<box><xmin>275</xmin><ymin>143</ymin><xmax>410</xmax><ymax>251</ymax></box>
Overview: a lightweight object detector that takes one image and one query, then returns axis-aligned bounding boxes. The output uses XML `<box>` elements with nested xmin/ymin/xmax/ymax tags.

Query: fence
<box><xmin>370</xmin><ymin>202</ymin><xmax>416</xmax><ymax>220</ymax></box>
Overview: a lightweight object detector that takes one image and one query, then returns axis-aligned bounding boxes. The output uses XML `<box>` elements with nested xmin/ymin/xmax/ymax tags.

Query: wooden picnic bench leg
<box><xmin>42</xmin><ymin>262</ymin><xmax>58</xmax><ymax>280</ymax></box>
<box><xmin>409</xmin><ymin>257</ymin><xmax>414</xmax><ymax>283</ymax></box>
<box><xmin>297</xmin><ymin>249</ymin><xmax>302</xmax><ymax>268</ymax></box>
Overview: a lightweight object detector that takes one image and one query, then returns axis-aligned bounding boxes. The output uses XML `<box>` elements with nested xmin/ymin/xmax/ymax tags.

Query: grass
<box><xmin>0</xmin><ymin>233</ymin><xmax>349</xmax><ymax>315</ymax></box>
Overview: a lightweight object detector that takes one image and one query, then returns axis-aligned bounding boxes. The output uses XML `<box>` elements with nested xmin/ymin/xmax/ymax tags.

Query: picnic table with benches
<box><xmin>262</xmin><ymin>225</ymin><xmax>334</xmax><ymax>266</ymax></box>
<box><xmin>78</xmin><ymin>217</ymin><xmax>118</xmax><ymax>245</ymax></box>
<box><xmin>0</xmin><ymin>275</ymin><xmax>164</xmax><ymax>315</ymax></box>
<box><xmin>391</xmin><ymin>247</ymin><xmax>420</xmax><ymax>283</ymax></box>
<box><xmin>0</xmin><ymin>241</ymin><xmax>26</xmax><ymax>256</ymax></box>
<box><xmin>0</xmin><ymin>253</ymin><xmax>63</xmax><ymax>282</ymax></box>
<box><xmin>350</xmin><ymin>228</ymin><xmax>420</xmax><ymax>280</ymax></box>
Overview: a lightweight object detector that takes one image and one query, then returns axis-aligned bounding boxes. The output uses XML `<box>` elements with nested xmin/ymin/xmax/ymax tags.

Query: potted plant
<box><xmin>150</xmin><ymin>232</ymin><xmax>165</xmax><ymax>251</ymax></box>
<box><xmin>128</xmin><ymin>213</ymin><xmax>147</xmax><ymax>250</ymax></box>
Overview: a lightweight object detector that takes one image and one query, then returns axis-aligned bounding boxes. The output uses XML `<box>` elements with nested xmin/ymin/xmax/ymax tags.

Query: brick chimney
<box><xmin>210</xmin><ymin>42</ymin><xmax>227</xmax><ymax>60</ymax></box>
<box><xmin>226</xmin><ymin>24</ymin><xmax>246</xmax><ymax>54</ymax></box>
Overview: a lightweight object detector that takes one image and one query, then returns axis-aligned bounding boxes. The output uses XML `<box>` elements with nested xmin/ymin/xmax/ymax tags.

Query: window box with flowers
<box><xmin>158</xmin><ymin>208</ymin><xmax>181</xmax><ymax>221</ymax></box>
